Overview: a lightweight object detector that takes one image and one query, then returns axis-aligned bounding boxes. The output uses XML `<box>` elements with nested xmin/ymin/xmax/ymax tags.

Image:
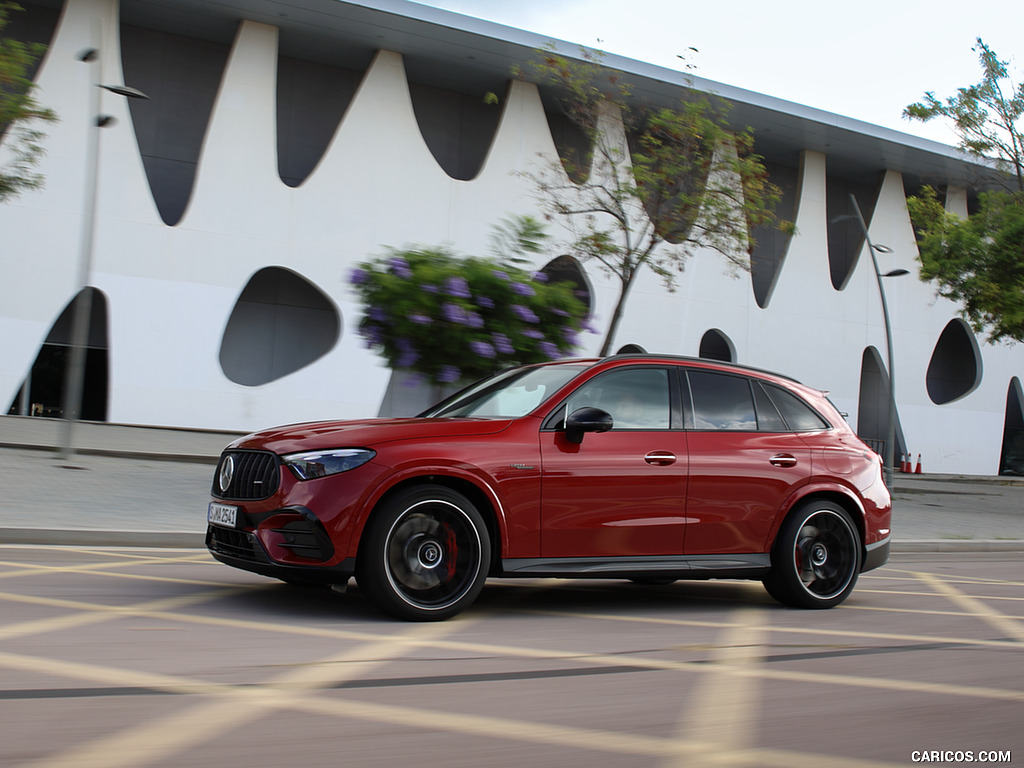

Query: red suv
<box><xmin>207</xmin><ymin>355</ymin><xmax>891</xmax><ymax>620</ymax></box>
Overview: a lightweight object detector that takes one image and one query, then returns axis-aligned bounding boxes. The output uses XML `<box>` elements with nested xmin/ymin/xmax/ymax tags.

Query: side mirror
<box><xmin>564</xmin><ymin>406</ymin><xmax>614</xmax><ymax>444</ymax></box>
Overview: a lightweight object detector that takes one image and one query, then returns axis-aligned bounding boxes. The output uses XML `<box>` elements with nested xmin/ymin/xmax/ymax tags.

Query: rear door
<box><xmin>682</xmin><ymin>370</ymin><xmax>814</xmax><ymax>555</ymax></box>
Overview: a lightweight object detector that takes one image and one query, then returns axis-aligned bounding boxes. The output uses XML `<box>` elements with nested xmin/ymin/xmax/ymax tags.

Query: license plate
<box><xmin>208</xmin><ymin>502</ymin><xmax>238</xmax><ymax>528</ymax></box>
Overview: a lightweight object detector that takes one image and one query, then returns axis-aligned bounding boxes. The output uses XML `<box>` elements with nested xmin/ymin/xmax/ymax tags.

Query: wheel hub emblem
<box><xmin>811</xmin><ymin>543</ymin><xmax>828</xmax><ymax>566</ymax></box>
<box><xmin>418</xmin><ymin>541</ymin><xmax>442</xmax><ymax>568</ymax></box>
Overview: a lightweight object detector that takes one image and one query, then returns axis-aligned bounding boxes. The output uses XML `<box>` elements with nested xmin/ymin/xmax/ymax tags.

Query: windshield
<box><xmin>421</xmin><ymin>364</ymin><xmax>590</xmax><ymax>419</ymax></box>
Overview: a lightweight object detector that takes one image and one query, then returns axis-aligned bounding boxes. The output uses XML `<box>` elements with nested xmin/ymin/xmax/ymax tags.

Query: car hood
<box><xmin>228</xmin><ymin>417</ymin><xmax>515</xmax><ymax>455</ymax></box>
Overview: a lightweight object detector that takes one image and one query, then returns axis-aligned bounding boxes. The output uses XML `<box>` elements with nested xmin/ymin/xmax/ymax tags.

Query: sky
<box><xmin>412</xmin><ymin>0</ymin><xmax>1021</xmax><ymax>148</ymax></box>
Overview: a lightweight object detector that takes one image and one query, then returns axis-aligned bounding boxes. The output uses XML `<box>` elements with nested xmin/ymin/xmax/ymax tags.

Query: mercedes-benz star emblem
<box><xmin>218</xmin><ymin>455</ymin><xmax>235</xmax><ymax>493</ymax></box>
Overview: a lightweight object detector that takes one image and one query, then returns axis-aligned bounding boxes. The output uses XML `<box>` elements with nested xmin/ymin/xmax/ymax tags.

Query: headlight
<box><xmin>282</xmin><ymin>448</ymin><xmax>376</xmax><ymax>480</ymax></box>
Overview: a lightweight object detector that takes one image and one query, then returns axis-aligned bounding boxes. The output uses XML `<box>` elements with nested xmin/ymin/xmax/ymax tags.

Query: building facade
<box><xmin>2</xmin><ymin>0</ymin><xmax>1022</xmax><ymax>474</ymax></box>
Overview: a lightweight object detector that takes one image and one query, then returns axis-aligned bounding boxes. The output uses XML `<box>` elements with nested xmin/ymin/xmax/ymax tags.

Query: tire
<box><xmin>357</xmin><ymin>485</ymin><xmax>491</xmax><ymax>621</ymax></box>
<box><xmin>763</xmin><ymin>500</ymin><xmax>861</xmax><ymax>609</ymax></box>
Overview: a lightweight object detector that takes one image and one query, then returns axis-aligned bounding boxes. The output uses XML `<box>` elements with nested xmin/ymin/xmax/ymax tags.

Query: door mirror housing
<box><xmin>564</xmin><ymin>407</ymin><xmax>614</xmax><ymax>444</ymax></box>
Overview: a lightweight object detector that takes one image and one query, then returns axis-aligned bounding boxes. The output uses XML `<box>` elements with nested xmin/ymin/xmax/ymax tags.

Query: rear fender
<box><xmin>763</xmin><ymin>482</ymin><xmax>868</xmax><ymax>552</ymax></box>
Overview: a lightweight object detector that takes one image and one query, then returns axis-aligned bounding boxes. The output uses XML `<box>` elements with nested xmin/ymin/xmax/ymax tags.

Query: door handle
<box><xmin>770</xmin><ymin>454</ymin><xmax>798</xmax><ymax>468</ymax></box>
<box><xmin>644</xmin><ymin>451</ymin><xmax>677</xmax><ymax>466</ymax></box>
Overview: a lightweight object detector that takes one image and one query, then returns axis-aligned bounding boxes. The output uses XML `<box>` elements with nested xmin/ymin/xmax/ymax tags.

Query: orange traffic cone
<box><xmin>900</xmin><ymin>453</ymin><xmax>908</xmax><ymax>473</ymax></box>
<box><xmin>914</xmin><ymin>454</ymin><xmax>923</xmax><ymax>474</ymax></box>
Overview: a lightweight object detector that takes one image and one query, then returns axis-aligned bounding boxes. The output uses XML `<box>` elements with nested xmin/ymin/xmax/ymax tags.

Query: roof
<box><xmin>104</xmin><ymin>0</ymin><xmax>999</xmax><ymax>189</ymax></box>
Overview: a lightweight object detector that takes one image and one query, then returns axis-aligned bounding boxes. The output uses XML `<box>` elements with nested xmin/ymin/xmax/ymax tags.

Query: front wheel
<box><xmin>763</xmin><ymin>500</ymin><xmax>861</xmax><ymax>609</ymax></box>
<box><xmin>357</xmin><ymin>485</ymin><xmax>490</xmax><ymax>621</ymax></box>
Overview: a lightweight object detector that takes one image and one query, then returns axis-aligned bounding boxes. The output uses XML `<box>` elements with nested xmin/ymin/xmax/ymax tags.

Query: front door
<box><xmin>539</xmin><ymin>367</ymin><xmax>688</xmax><ymax>558</ymax></box>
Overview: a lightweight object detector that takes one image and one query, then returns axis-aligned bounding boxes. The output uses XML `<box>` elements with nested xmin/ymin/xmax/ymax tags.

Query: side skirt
<box><xmin>500</xmin><ymin>554</ymin><xmax>771</xmax><ymax>580</ymax></box>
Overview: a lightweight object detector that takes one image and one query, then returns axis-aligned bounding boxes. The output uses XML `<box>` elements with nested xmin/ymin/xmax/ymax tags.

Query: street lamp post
<box><xmin>847</xmin><ymin>193</ymin><xmax>908</xmax><ymax>488</ymax></box>
<box><xmin>59</xmin><ymin>48</ymin><xmax>148</xmax><ymax>461</ymax></box>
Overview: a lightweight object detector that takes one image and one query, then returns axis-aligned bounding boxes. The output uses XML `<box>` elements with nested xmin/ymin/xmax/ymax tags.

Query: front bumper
<box><xmin>206</xmin><ymin>520</ymin><xmax>355</xmax><ymax>584</ymax></box>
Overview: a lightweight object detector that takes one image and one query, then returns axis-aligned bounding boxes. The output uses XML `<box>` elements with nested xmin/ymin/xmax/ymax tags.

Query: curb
<box><xmin>890</xmin><ymin>539</ymin><xmax>1024</xmax><ymax>553</ymax></box>
<box><xmin>3</xmin><ymin>528</ymin><xmax>1022</xmax><ymax>553</ymax></box>
<box><xmin>0</xmin><ymin>528</ymin><xmax>206</xmax><ymax>549</ymax></box>
<box><xmin>0</xmin><ymin>443</ymin><xmax>220</xmax><ymax>465</ymax></box>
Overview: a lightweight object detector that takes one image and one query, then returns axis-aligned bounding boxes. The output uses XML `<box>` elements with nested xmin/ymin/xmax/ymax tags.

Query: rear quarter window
<box><xmin>765</xmin><ymin>384</ymin><xmax>830</xmax><ymax>431</ymax></box>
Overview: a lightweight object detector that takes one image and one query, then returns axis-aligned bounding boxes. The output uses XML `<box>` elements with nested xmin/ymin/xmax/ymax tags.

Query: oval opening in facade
<box><xmin>699</xmin><ymin>329</ymin><xmax>734</xmax><ymax>362</ymax></box>
<box><xmin>539</xmin><ymin>254</ymin><xmax>593</xmax><ymax>318</ymax></box>
<box><xmin>926</xmin><ymin>319</ymin><xmax>982</xmax><ymax>405</ymax></box>
<box><xmin>220</xmin><ymin>267</ymin><xmax>340</xmax><ymax>386</ymax></box>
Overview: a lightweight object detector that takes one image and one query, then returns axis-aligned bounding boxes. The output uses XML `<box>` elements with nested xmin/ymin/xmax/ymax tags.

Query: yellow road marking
<box><xmin>0</xmin><ymin>645</ymin><xmax>915</xmax><ymax>768</ymax></box>
<box><xmin>915</xmin><ymin>571</ymin><xmax>1024</xmax><ymax>644</ymax></box>
<box><xmin>869</xmin><ymin>569</ymin><xmax>1024</xmax><ymax>588</ymax></box>
<box><xmin>513</xmin><ymin>607</ymin><xmax>1024</xmax><ymax>650</ymax></box>
<box><xmin>0</xmin><ymin>554</ymin><xmax>222</xmax><ymax>583</ymax></box>
<box><xmin>0</xmin><ymin>588</ymin><xmax>244</xmax><ymax>641</ymax></box>
<box><xmin>10</xmin><ymin>621</ymin><xmax>469</xmax><ymax>768</ymax></box>
<box><xmin>1</xmin><ymin>606</ymin><xmax>1021</xmax><ymax>706</ymax></box>
<box><xmin>665</xmin><ymin>606</ymin><xmax>765</xmax><ymax>767</ymax></box>
<box><xmin>858</xmin><ymin>587</ymin><xmax>1024</xmax><ymax>602</ymax></box>
<box><xmin>41</xmin><ymin>547</ymin><xmax>211</xmax><ymax>562</ymax></box>
<box><xmin>847</xmin><ymin>603</ymin><xmax>1024</xmax><ymax>621</ymax></box>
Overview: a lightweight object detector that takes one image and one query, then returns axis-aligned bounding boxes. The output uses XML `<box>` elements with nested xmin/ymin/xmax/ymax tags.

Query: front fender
<box><xmin>346</xmin><ymin>461</ymin><xmax>511</xmax><ymax>559</ymax></box>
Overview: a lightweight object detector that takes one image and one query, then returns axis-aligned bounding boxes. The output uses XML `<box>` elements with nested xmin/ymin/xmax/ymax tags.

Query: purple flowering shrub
<box><xmin>350</xmin><ymin>247</ymin><xmax>588</xmax><ymax>385</ymax></box>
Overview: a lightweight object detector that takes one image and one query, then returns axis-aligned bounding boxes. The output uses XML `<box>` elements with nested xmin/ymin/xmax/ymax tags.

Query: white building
<box><xmin>2</xmin><ymin>0</ymin><xmax>1022</xmax><ymax>474</ymax></box>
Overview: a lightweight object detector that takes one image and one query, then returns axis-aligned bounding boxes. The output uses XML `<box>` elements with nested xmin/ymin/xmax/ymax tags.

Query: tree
<box><xmin>904</xmin><ymin>38</ymin><xmax>1022</xmax><ymax>193</ymax></box>
<box><xmin>904</xmin><ymin>39</ymin><xmax>1024</xmax><ymax>343</ymax></box>
<box><xmin>0</xmin><ymin>1</ymin><xmax>57</xmax><ymax>202</ymax></box>
<box><xmin>907</xmin><ymin>187</ymin><xmax>1024</xmax><ymax>343</ymax></box>
<box><xmin>517</xmin><ymin>47</ymin><xmax>785</xmax><ymax>355</ymax></box>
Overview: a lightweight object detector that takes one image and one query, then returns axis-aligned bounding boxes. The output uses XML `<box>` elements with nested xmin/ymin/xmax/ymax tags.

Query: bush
<box><xmin>350</xmin><ymin>246</ymin><xmax>590</xmax><ymax>386</ymax></box>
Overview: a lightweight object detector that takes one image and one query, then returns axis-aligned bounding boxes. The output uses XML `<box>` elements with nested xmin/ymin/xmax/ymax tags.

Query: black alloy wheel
<box><xmin>763</xmin><ymin>500</ymin><xmax>862</xmax><ymax>609</ymax></box>
<box><xmin>357</xmin><ymin>485</ymin><xmax>490</xmax><ymax>621</ymax></box>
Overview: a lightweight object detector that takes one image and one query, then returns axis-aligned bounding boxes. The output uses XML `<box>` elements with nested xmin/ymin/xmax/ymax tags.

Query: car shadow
<box><xmin>209</xmin><ymin>575</ymin><xmax>784</xmax><ymax>623</ymax></box>
<box><xmin>470</xmin><ymin>578</ymin><xmax>778</xmax><ymax>615</ymax></box>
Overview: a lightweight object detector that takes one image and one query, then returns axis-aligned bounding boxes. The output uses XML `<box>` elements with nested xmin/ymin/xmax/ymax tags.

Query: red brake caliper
<box><xmin>443</xmin><ymin>523</ymin><xmax>458</xmax><ymax>582</ymax></box>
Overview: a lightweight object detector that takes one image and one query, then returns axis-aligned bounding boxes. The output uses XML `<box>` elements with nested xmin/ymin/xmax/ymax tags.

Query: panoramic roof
<box><xmin>107</xmin><ymin>0</ymin><xmax>996</xmax><ymax>189</ymax></box>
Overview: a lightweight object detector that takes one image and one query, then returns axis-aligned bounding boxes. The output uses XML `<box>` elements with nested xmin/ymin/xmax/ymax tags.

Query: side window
<box><xmin>566</xmin><ymin>368</ymin><xmax>671</xmax><ymax>430</ymax></box>
<box><xmin>766</xmin><ymin>384</ymin><xmax>830</xmax><ymax>431</ymax></box>
<box><xmin>752</xmin><ymin>382</ymin><xmax>788</xmax><ymax>432</ymax></box>
<box><xmin>688</xmin><ymin>371</ymin><xmax>757</xmax><ymax>431</ymax></box>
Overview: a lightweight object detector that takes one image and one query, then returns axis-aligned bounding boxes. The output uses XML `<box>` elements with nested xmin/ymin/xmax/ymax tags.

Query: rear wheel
<box><xmin>357</xmin><ymin>485</ymin><xmax>490</xmax><ymax>621</ymax></box>
<box><xmin>763</xmin><ymin>500</ymin><xmax>861</xmax><ymax>609</ymax></box>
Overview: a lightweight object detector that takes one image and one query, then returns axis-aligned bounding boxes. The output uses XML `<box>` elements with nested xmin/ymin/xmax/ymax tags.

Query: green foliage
<box><xmin>905</xmin><ymin>39</ymin><xmax>1024</xmax><ymax>343</ymax></box>
<box><xmin>908</xmin><ymin>186</ymin><xmax>1024</xmax><ymax>343</ymax></box>
<box><xmin>904</xmin><ymin>38</ymin><xmax>1023</xmax><ymax>192</ymax></box>
<box><xmin>350</xmin><ymin>218</ymin><xmax>590</xmax><ymax>386</ymax></box>
<box><xmin>517</xmin><ymin>46</ymin><xmax>785</xmax><ymax>354</ymax></box>
<box><xmin>0</xmin><ymin>1</ymin><xmax>57</xmax><ymax>202</ymax></box>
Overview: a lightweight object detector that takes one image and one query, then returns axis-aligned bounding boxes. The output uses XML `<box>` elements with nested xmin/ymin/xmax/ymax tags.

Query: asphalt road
<box><xmin>0</xmin><ymin>546</ymin><xmax>1020</xmax><ymax>767</ymax></box>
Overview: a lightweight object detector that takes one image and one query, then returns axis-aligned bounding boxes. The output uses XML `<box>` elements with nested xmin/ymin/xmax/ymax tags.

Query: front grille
<box><xmin>213</xmin><ymin>450</ymin><xmax>280</xmax><ymax>500</ymax></box>
<box><xmin>206</xmin><ymin>526</ymin><xmax>269</xmax><ymax>563</ymax></box>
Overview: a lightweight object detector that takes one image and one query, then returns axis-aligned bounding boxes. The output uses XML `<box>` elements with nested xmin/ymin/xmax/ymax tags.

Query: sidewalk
<box><xmin>1</xmin><ymin>414</ymin><xmax>1023</xmax><ymax>550</ymax></box>
<box><xmin>0</xmin><ymin>415</ymin><xmax>239</xmax><ymax>547</ymax></box>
